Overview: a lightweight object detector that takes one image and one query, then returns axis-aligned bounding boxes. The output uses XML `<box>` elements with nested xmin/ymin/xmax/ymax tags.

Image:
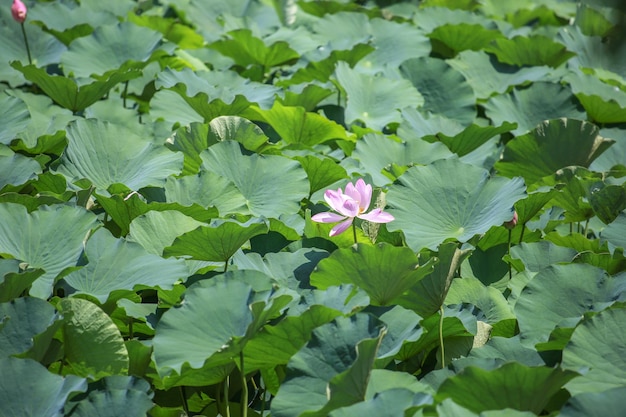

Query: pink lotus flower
<box><xmin>504</xmin><ymin>210</ymin><xmax>518</xmax><ymax>229</ymax></box>
<box><xmin>11</xmin><ymin>0</ymin><xmax>27</xmax><ymax>23</ymax></box>
<box><xmin>312</xmin><ymin>178</ymin><xmax>394</xmax><ymax>237</ymax></box>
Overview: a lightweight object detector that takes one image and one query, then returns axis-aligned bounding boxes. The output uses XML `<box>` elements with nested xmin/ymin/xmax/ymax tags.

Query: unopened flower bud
<box><xmin>504</xmin><ymin>211</ymin><xmax>518</xmax><ymax>230</ymax></box>
<box><xmin>11</xmin><ymin>0</ymin><xmax>27</xmax><ymax>23</ymax></box>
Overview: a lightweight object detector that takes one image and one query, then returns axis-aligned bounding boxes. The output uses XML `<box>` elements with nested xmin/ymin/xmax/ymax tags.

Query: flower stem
<box><xmin>179</xmin><ymin>386</ymin><xmax>190</xmax><ymax>416</ymax></box>
<box><xmin>240</xmin><ymin>351</ymin><xmax>248</xmax><ymax>417</ymax></box>
<box><xmin>508</xmin><ymin>229</ymin><xmax>512</xmax><ymax>281</ymax></box>
<box><xmin>439</xmin><ymin>305</ymin><xmax>445</xmax><ymax>369</ymax></box>
<box><xmin>352</xmin><ymin>222</ymin><xmax>357</xmax><ymax>245</ymax></box>
<box><xmin>20</xmin><ymin>23</ymin><xmax>32</xmax><ymax>65</ymax></box>
<box><xmin>224</xmin><ymin>375</ymin><xmax>231</xmax><ymax>417</ymax></box>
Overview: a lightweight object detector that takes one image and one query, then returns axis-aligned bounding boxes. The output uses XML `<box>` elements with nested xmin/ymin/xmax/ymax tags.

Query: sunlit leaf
<box><xmin>492</xmin><ymin>84</ymin><xmax>583</xmax><ymax>137</ymax></box>
<box><xmin>0</xmin><ymin>203</ymin><xmax>97</xmax><ymax>298</ymax></box>
<box><xmin>63</xmin><ymin>228</ymin><xmax>189</xmax><ymax>302</ymax></box>
<box><xmin>562</xmin><ymin>306</ymin><xmax>626</xmax><ymax>395</ymax></box>
<box><xmin>515</xmin><ymin>264</ymin><xmax>625</xmax><ymax>346</ymax></box>
<box><xmin>248</xmin><ymin>101</ymin><xmax>348</xmax><ymax>146</ymax></box>
<box><xmin>311</xmin><ymin>243</ymin><xmax>435</xmax><ymax>306</ymax></box>
<box><xmin>495</xmin><ymin>118</ymin><xmax>614</xmax><ymax>184</ymax></box>
<box><xmin>56</xmin><ymin>119</ymin><xmax>183</xmax><ymax>192</ymax></box>
<box><xmin>59</xmin><ymin>298</ymin><xmax>129</xmax><ymax>379</ymax></box>
<box><xmin>164</xmin><ymin>217</ymin><xmax>269</xmax><ymax>262</ymax></box>
<box><xmin>0</xmin><ymin>357</ymin><xmax>86</xmax><ymax>417</ymax></box>
<box><xmin>400</xmin><ymin>57</ymin><xmax>476</xmax><ymax>124</ymax></box>
<box><xmin>11</xmin><ymin>62</ymin><xmax>140</xmax><ymax>113</ymax></box>
<box><xmin>436</xmin><ymin>362</ymin><xmax>578</xmax><ymax>414</ymax></box>
<box><xmin>61</xmin><ymin>22</ymin><xmax>163</xmax><ymax>78</ymax></box>
<box><xmin>335</xmin><ymin>62</ymin><xmax>423</xmax><ymax>131</ymax></box>
<box><xmin>387</xmin><ymin>159</ymin><xmax>526</xmax><ymax>251</ymax></box>
<box><xmin>200</xmin><ymin>140</ymin><xmax>309</xmax><ymax>217</ymax></box>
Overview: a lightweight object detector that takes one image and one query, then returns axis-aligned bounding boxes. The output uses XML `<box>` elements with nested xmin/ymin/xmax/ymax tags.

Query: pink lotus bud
<box><xmin>11</xmin><ymin>0</ymin><xmax>27</xmax><ymax>23</ymax></box>
<box><xmin>504</xmin><ymin>211</ymin><xmax>518</xmax><ymax>230</ymax></box>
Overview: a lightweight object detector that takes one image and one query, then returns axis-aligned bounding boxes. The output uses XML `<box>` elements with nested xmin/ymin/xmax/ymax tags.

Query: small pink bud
<box><xmin>11</xmin><ymin>0</ymin><xmax>27</xmax><ymax>23</ymax></box>
<box><xmin>504</xmin><ymin>211</ymin><xmax>518</xmax><ymax>230</ymax></box>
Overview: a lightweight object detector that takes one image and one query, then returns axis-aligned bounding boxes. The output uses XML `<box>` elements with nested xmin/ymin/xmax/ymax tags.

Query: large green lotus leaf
<box><xmin>396</xmin><ymin>242</ymin><xmax>472</xmax><ymax>317</ymax></box>
<box><xmin>359</xmin><ymin>18</ymin><xmax>431</xmax><ymax>71</ymax></box>
<box><xmin>495</xmin><ymin>119</ymin><xmax>614</xmax><ymax>184</ymax></box>
<box><xmin>0</xmin><ymin>145</ymin><xmax>41</xmax><ymax>190</ymax></box>
<box><xmin>566</xmin><ymin>71</ymin><xmax>626</xmax><ymax>123</ymax></box>
<box><xmin>164</xmin><ymin>171</ymin><xmax>247</xmax><ymax>216</ymax></box>
<box><xmin>366</xmin><ymin>369</ymin><xmax>433</xmax><ymax>397</ymax></box>
<box><xmin>278</xmin><ymin>84</ymin><xmax>333</xmax><ymax>111</ymax></box>
<box><xmin>63</xmin><ymin>228</ymin><xmax>189</xmax><ymax>303</ymax></box>
<box><xmin>413</xmin><ymin>6</ymin><xmax>495</xmax><ymax>32</ymax></box>
<box><xmin>243</xmin><ymin>304</ymin><xmax>341</xmax><ymax>371</ymax></box>
<box><xmin>209</xmin><ymin>28</ymin><xmax>299</xmax><ymax>69</ymax></box>
<box><xmin>64</xmin><ymin>376</ymin><xmax>153</xmax><ymax>417</ymax></box>
<box><xmin>0</xmin><ymin>266</ymin><xmax>44</xmax><ymax>303</ymax></box>
<box><xmin>0</xmin><ymin>203</ymin><xmax>97</xmax><ymax>298</ymax></box>
<box><xmin>153</xmin><ymin>275</ymin><xmax>292</xmax><ymax>381</ymax></box>
<box><xmin>590</xmin><ymin>127</ymin><xmax>626</xmax><ymax>173</ymax></box>
<box><xmin>429</xmin><ymin>23</ymin><xmax>503</xmax><ymax>55</ymax></box>
<box><xmin>160</xmin><ymin>0</ymin><xmax>259</xmax><ymax>35</ymax></box>
<box><xmin>589</xmin><ymin>183</ymin><xmax>626</xmax><ymax>224</ymax></box>
<box><xmin>310</xmin><ymin>243</ymin><xmax>435</xmax><ymax>306</ymax></box>
<box><xmin>438</xmin><ymin>122</ymin><xmax>516</xmax><ymax>158</ymax></box>
<box><xmin>398</xmin><ymin>108</ymin><xmax>466</xmax><ymax>140</ymax></box>
<box><xmin>164</xmin><ymin>217</ymin><xmax>269</xmax><ymax>262</ymax></box>
<box><xmin>483</xmin><ymin>83</ymin><xmax>586</xmax><ymax>136</ymax></box>
<box><xmin>352</xmin><ymin>133</ymin><xmax>453</xmax><ymax>186</ymax></box>
<box><xmin>56</xmin><ymin>119</ymin><xmax>183</xmax><ymax>192</ymax></box>
<box><xmin>560</xmin><ymin>386</ymin><xmax>626</xmax><ymax>417</ymax></box>
<box><xmin>400</xmin><ymin>57</ymin><xmax>476</xmax><ymax>124</ymax></box>
<box><xmin>233</xmin><ymin>247</ymin><xmax>329</xmax><ymax>290</ymax></box>
<box><xmin>129</xmin><ymin>210</ymin><xmax>204</xmax><ymax>256</ymax></box>
<box><xmin>558</xmin><ymin>26</ymin><xmax>626</xmax><ymax>77</ymax></box>
<box><xmin>371</xmin><ymin>305</ymin><xmax>424</xmax><ymax>361</ymax></box>
<box><xmin>11</xmin><ymin>62</ymin><xmax>140</xmax><ymax>113</ymax></box>
<box><xmin>6</xmin><ymin>91</ymin><xmax>76</xmax><ymax>153</ymax></box>
<box><xmin>156</xmin><ymin>67</ymin><xmax>278</xmax><ymax>117</ymax></box>
<box><xmin>293</xmin><ymin>155</ymin><xmax>349</xmax><ymax>196</ymax></box>
<box><xmin>514</xmin><ymin>264</ymin><xmax>626</xmax><ymax>347</ymax></box>
<box><xmin>61</xmin><ymin>22</ymin><xmax>162</xmax><ymax>78</ymax></box>
<box><xmin>200</xmin><ymin>140</ymin><xmax>309</xmax><ymax>217</ymax></box>
<box><xmin>562</xmin><ymin>306</ymin><xmax>626</xmax><ymax>395</ymax></box>
<box><xmin>509</xmin><ymin>241</ymin><xmax>577</xmax><ymax>273</ymax></box>
<box><xmin>310</xmin><ymin>11</ymin><xmax>371</xmax><ymax>51</ymax></box>
<box><xmin>484</xmin><ymin>35</ymin><xmax>575</xmax><ymax>67</ymax></box>
<box><xmin>208</xmin><ymin>115</ymin><xmax>269</xmax><ymax>152</ymax></box>
<box><xmin>0</xmin><ymin>14</ymin><xmax>66</xmax><ymax>87</ymax></box>
<box><xmin>330</xmin><ymin>388</ymin><xmax>429</xmax><ymax>417</ymax></box>
<box><xmin>28</xmin><ymin>1</ymin><xmax>119</xmax><ymax>45</ymax></box>
<box><xmin>0</xmin><ymin>94</ymin><xmax>30</xmax><ymax>145</ymax></box>
<box><xmin>59</xmin><ymin>298</ymin><xmax>129</xmax><ymax>379</ymax></box>
<box><xmin>248</xmin><ymin>101</ymin><xmax>348</xmax><ymax>146</ymax></box>
<box><xmin>601</xmin><ymin>212</ymin><xmax>626</xmax><ymax>250</ymax></box>
<box><xmin>167</xmin><ymin>122</ymin><xmax>218</xmax><ymax>175</ymax></box>
<box><xmin>285</xmin><ymin>43</ymin><xmax>374</xmax><ymax>86</ymax></box>
<box><xmin>396</xmin><ymin>304</ymin><xmax>476</xmax><ymax>366</ymax></box>
<box><xmin>436</xmin><ymin>362</ymin><xmax>578</xmax><ymax>414</ymax></box>
<box><xmin>128</xmin><ymin>13</ymin><xmax>204</xmax><ymax>49</ymax></box>
<box><xmin>0</xmin><ymin>357</ymin><xmax>86</xmax><ymax>417</ymax></box>
<box><xmin>447</xmin><ymin>50</ymin><xmax>552</xmax><ymax>99</ymax></box>
<box><xmin>271</xmin><ymin>314</ymin><xmax>385</xmax><ymax>417</ymax></box>
<box><xmin>468</xmin><ymin>336</ymin><xmax>545</xmax><ymax>366</ymax></box>
<box><xmin>446</xmin><ymin>277</ymin><xmax>516</xmax><ymax>329</ymax></box>
<box><xmin>0</xmin><ymin>297</ymin><xmax>57</xmax><ymax>357</ymax></box>
<box><xmin>149</xmin><ymin>89</ymin><xmax>204</xmax><ymax>128</ymax></box>
<box><xmin>334</xmin><ymin>62</ymin><xmax>424</xmax><ymax>131</ymax></box>
<box><xmin>387</xmin><ymin>159</ymin><xmax>526</xmax><ymax>251</ymax></box>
